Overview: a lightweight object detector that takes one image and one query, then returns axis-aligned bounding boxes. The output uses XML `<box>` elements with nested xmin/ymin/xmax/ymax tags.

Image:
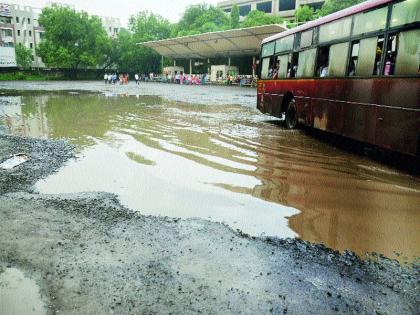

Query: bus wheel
<box><xmin>285</xmin><ymin>99</ymin><xmax>297</xmax><ymax>129</ymax></box>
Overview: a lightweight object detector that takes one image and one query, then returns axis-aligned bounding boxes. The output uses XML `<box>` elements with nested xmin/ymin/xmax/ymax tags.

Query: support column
<box><xmin>189</xmin><ymin>59</ymin><xmax>192</xmax><ymax>75</ymax></box>
<box><xmin>207</xmin><ymin>58</ymin><xmax>210</xmax><ymax>75</ymax></box>
<box><xmin>252</xmin><ymin>56</ymin><xmax>256</xmax><ymax>77</ymax></box>
<box><xmin>228</xmin><ymin>57</ymin><xmax>231</xmax><ymax>66</ymax></box>
<box><xmin>161</xmin><ymin>55</ymin><xmax>164</xmax><ymax>74</ymax></box>
<box><xmin>173</xmin><ymin>60</ymin><xmax>176</xmax><ymax>67</ymax></box>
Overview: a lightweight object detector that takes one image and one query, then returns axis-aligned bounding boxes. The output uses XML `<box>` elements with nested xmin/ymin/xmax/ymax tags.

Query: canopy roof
<box><xmin>139</xmin><ymin>24</ymin><xmax>287</xmax><ymax>59</ymax></box>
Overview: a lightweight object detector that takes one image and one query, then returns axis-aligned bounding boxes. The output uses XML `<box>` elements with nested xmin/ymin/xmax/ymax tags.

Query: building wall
<box><xmin>218</xmin><ymin>0</ymin><xmax>325</xmax><ymax>21</ymax></box>
<box><xmin>101</xmin><ymin>16</ymin><xmax>121</xmax><ymax>38</ymax></box>
<box><xmin>0</xmin><ymin>2</ymin><xmax>121</xmax><ymax>69</ymax></box>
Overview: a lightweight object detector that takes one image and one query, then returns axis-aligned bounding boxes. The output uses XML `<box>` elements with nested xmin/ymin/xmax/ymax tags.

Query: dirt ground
<box><xmin>0</xmin><ymin>133</ymin><xmax>418</xmax><ymax>314</ymax></box>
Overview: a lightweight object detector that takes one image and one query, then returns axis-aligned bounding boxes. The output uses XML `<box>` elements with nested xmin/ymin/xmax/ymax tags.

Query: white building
<box><xmin>101</xmin><ymin>16</ymin><xmax>121</xmax><ymax>38</ymax></box>
<box><xmin>0</xmin><ymin>2</ymin><xmax>121</xmax><ymax>68</ymax></box>
<box><xmin>217</xmin><ymin>0</ymin><xmax>325</xmax><ymax>21</ymax></box>
<box><xmin>0</xmin><ymin>3</ymin><xmax>17</xmax><ymax>67</ymax></box>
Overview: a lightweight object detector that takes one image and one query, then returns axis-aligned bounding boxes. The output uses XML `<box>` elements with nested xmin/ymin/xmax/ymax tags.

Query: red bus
<box><xmin>257</xmin><ymin>0</ymin><xmax>420</xmax><ymax>157</ymax></box>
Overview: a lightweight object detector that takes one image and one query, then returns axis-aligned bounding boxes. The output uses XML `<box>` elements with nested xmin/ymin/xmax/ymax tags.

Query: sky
<box><xmin>7</xmin><ymin>0</ymin><xmax>221</xmax><ymax>26</ymax></box>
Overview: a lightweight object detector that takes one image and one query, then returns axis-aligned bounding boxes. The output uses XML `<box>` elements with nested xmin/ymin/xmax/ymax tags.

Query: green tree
<box><xmin>295</xmin><ymin>5</ymin><xmax>314</xmax><ymax>23</ymax></box>
<box><xmin>317</xmin><ymin>0</ymin><xmax>365</xmax><ymax>17</ymax></box>
<box><xmin>15</xmin><ymin>43</ymin><xmax>33</xmax><ymax>69</ymax></box>
<box><xmin>173</xmin><ymin>4</ymin><xmax>230</xmax><ymax>37</ymax></box>
<box><xmin>38</xmin><ymin>5</ymin><xmax>110</xmax><ymax>76</ymax></box>
<box><xmin>241</xmin><ymin>10</ymin><xmax>283</xmax><ymax>28</ymax></box>
<box><xmin>230</xmin><ymin>5</ymin><xmax>240</xmax><ymax>28</ymax></box>
<box><xmin>114</xmin><ymin>12</ymin><xmax>171</xmax><ymax>74</ymax></box>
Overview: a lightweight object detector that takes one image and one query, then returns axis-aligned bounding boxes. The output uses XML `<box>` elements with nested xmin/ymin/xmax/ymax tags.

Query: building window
<box><xmin>17</xmin><ymin>30</ymin><xmax>21</xmax><ymax>36</ymax></box>
<box><xmin>280</xmin><ymin>0</ymin><xmax>296</xmax><ymax>11</ymax></box>
<box><xmin>0</xmin><ymin>16</ymin><xmax>12</xmax><ymax>24</ymax></box>
<box><xmin>29</xmin><ymin>30</ymin><xmax>32</xmax><ymax>37</ymax></box>
<box><xmin>224</xmin><ymin>8</ymin><xmax>231</xmax><ymax>13</ymax></box>
<box><xmin>114</xmin><ymin>28</ymin><xmax>119</xmax><ymax>34</ymax></box>
<box><xmin>239</xmin><ymin>5</ymin><xmax>251</xmax><ymax>16</ymax></box>
<box><xmin>1</xmin><ymin>29</ymin><xmax>13</xmax><ymax>37</ymax></box>
<box><xmin>306</xmin><ymin>2</ymin><xmax>323</xmax><ymax>11</ymax></box>
<box><xmin>257</xmin><ymin>1</ymin><xmax>272</xmax><ymax>13</ymax></box>
<box><xmin>16</xmin><ymin>17</ymin><xmax>19</xmax><ymax>23</ymax></box>
<box><xmin>28</xmin><ymin>18</ymin><xmax>31</xmax><ymax>24</ymax></box>
<box><xmin>30</xmin><ymin>43</ymin><xmax>33</xmax><ymax>49</ymax></box>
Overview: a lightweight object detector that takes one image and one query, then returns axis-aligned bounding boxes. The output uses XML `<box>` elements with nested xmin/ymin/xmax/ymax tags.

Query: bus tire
<box><xmin>285</xmin><ymin>99</ymin><xmax>297</xmax><ymax>129</ymax></box>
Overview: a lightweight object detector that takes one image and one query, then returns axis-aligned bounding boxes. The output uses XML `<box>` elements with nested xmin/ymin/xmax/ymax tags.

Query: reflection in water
<box><xmin>0</xmin><ymin>91</ymin><xmax>419</xmax><ymax>260</ymax></box>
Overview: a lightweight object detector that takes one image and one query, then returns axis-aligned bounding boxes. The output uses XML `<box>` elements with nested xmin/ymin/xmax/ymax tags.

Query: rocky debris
<box><xmin>0</xmin><ymin>134</ymin><xmax>74</xmax><ymax>194</ymax></box>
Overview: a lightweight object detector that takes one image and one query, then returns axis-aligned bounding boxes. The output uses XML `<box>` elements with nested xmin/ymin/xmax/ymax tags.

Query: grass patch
<box><xmin>0</xmin><ymin>72</ymin><xmax>55</xmax><ymax>81</ymax></box>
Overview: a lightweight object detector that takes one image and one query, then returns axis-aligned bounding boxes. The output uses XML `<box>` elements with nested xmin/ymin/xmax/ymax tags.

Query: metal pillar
<box><xmin>228</xmin><ymin>57</ymin><xmax>231</xmax><ymax>66</ymax></box>
<box><xmin>207</xmin><ymin>58</ymin><xmax>210</xmax><ymax>75</ymax></box>
<box><xmin>252</xmin><ymin>56</ymin><xmax>256</xmax><ymax>77</ymax></box>
<box><xmin>189</xmin><ymin>59</ymin><xmax>192</xmax><ymax>75</ymax></box>
<box><xmin>161</xmin><ymin>55</ymin><xmax>164</xmax><ymax>74</ymax></box>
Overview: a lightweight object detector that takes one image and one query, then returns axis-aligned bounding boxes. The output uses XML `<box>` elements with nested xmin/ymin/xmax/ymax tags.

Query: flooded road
<box><xmin>0</xmin><ymin>82</ymin><xmax>419</xmax><ymax>261</ymax></box>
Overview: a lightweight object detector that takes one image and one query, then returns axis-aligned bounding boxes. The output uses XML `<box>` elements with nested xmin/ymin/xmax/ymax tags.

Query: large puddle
<box><xmin>0</xmin><ymin>267</ymin><xmax>45</xmax><ymax>315</ymax></box>
<box><xmin>1</xmin><ymin>87</ymin><xmax>419</xmax><ymax>260</ymax></box>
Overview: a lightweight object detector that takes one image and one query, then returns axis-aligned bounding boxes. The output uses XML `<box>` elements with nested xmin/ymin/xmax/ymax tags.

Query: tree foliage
<box><xmin>112</xmin><ymin>12</ymin><xmax>171</xmax><ymax>74</ymax></box>
<box><xmin>173</xmin><ymin>4</ymin><xmax>230</xmax><ymax>37</ymax></box>
<box><xmin>38</xmin><ymin>5</ymin><xmax>110</xmax><ymax>74</ymax></box>
<box><xmin>295</xmin><ymin>5</ymin><xmax>314</xmax><ymax>23</ymax></box>
<box><xmin>241</xmin><ymin>10</ymin><xmax>283</xmax><ymax>28</ymax></box>
<box><xmin>15</xmin><ymin>43</ymin><xmax>33</xmax><ymax>69</ymax></box>
<box><xmin>230</xmin><ymin>5</ymin><xmax>240</xmax><ymax>28</ymax></box>
<box><xmin>317</xmin><ymin>0</ymin><xmax>365</xmax><ymax>17</ymax></box>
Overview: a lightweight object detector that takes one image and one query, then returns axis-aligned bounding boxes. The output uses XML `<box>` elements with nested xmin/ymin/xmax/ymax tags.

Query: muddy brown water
<box><xmin>0</xmin><ymin>86</ymin><xmax>419</xmax><ymax>261</ymax></box>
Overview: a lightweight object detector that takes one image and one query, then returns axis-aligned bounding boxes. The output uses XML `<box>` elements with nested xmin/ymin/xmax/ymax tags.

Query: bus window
<box><xmin>383</xmin><ymin>34</ymin><xmax>397</xmax><ymax>75</ymax></box>
<box><xmin>353</xmin><ymin>6</ymin><xmax>388</xmax><ymax>36</ymax></box>
<box><xmin>277</xmin><ymin>54</ymin><xmax>289</xmax><ymax>79</ymax></box>
<box><xmin>261</xmin><ymin>57</ymin><xmax>272</xmax><ymax>79</ymax></box>
<box><xmin>395</xmin><ymin>29</ymin><xmax>420</xmax><ymax>75</ymax></box>
<box><xmin>319</xmin><ymin>17</ymin><xmax>352</xmax><ymax>43</ymax></box>
<box><xmin>262</xmin><ymin>42</ymin><xmax>275</xmax><ymax>58</ymax></box>
<box><xmin>297</xmin><ymin>48</ymin><xmax>317</xmax><ymax>78</ymax></box>
<box><xmin>355</xmin><ymin>37</ymin><xmax>379</xmax><ymax>76</ymax></box>
<box><xmin>329</xmin><ymin>42</ymin><xmax>350</xmax><ymax>77</ymax></box>
<box><xmin>373</xmin><ymin>36</ymin><xmax>385</xmax><ymax>75</ymax></box>
<box><xmin>287</xmin><ymin>52</ymin><xmax>299</xmax><ymax>78</ymax></box>
<box><xmin>316</xmin><ymin>46</ymin><xmax>330</xmax><ymax>77</ymax></box>
<box><xmin>275</xmin><ymin>35</ymin><xmax>294</xmax><ymax>54</ymax></box>
<box><xmin>390</xmin><ymin>0</ymin><xmax>420</xmax><ymax>28</ymax></box>
<box><xmin>300</xmin><ymin>29</ymin><xmax>313</xmax><ymax>48</ymax></box>
<box><xmin>348</xmin><ymin>41</ymin><xmax>360</xmax><ymax>76</ymax></box>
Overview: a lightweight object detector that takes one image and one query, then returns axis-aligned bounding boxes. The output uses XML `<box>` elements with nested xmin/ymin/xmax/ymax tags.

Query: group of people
<box><xmin>104</xmin><ymin>73</ymin><xmax>129</xmax><ymax>85</ymax></box>
<box><xmin>164</xmin><ymin>72</ymin><xmax>208</xmax><ymax>85</ymax></box>
<box><xmin>104</xmin><ymin>73</ymin><xmax>144</xmax><ymax>85</ymax></box>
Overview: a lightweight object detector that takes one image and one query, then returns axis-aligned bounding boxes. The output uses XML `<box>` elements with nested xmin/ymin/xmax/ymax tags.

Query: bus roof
<box><xmin>262</xmin><ymin>0</ymin><xmax>394</xmax><ymax>44</ymax></box>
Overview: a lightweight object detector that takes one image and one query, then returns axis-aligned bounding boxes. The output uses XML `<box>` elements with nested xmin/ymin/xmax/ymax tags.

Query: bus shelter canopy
<box><xmin>139</xmin><ymin>25</ymin><xmax>287</xmax><ymax>59</ymax></box>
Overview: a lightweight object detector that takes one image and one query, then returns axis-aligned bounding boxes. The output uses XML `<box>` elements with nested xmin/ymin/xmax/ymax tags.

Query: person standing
<box><xmin>104</xmin><ymin>73</ymin><xmax>108</xmax><ymax>84</ymax></box>
<box><xmin>135</xmin><ymin>73</ymin><xmax>139</xmax><ymax>85</ymax></box>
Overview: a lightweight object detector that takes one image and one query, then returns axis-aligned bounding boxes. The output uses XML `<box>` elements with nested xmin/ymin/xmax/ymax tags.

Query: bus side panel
<box><xmin>270</xmin><ymin>81</ymin><xmax>284</xmax><ymax>118</ymax></box>
<box><xmin>311</xmin><ymin>80</ymin><xmax>340</xmax><ymax>132</ymax></box>
<box><xmin>338</xmin><ymin>79</ymin><xmax>379</xmax><ymax>148</ymax></box>
<box><xmin>375</xmin><ymin>107</ymin><xmax>419</xmax><ymax>156</ymax></box>
<box><xmin>341</xmin><ymin>103</ymin><xmax>377</xmax><ymax>144</ymax></box>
